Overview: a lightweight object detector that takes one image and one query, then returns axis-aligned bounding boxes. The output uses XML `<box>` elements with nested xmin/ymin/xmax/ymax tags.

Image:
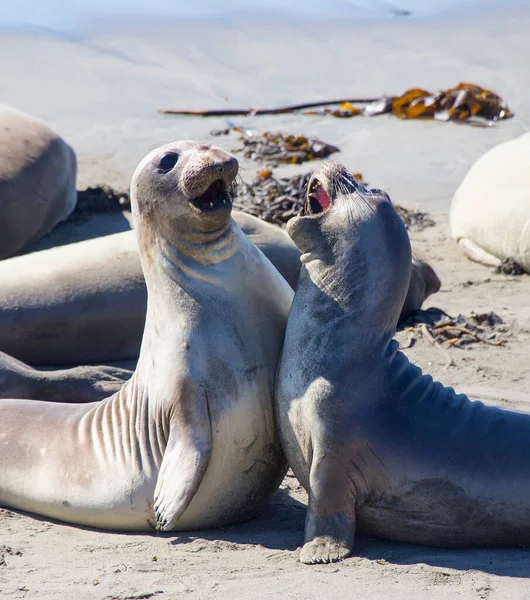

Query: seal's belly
<box><xmin>174</xmin><ymin>377</ymin><xmax>285</xmax><ymax>530</ymax></box>
<box><xmin>0</xmin><ymin>398</ymin><xmax>160</xmax><ymax>531</ymax></box>
<box><xmin>358</xmin><ymin>469</ymin><xmax>530</xmax><ymax>547</ymax></box>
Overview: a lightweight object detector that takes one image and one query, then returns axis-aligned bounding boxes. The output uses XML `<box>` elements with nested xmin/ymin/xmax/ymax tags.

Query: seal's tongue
<box><xmin>305</xmin><ymin>179</ymin><xmax>332</xmax><ymax>215</ymax></box>
<box><xmin>312</xmin><ymin>186</ymin><xmax>331</xmax><ymax>210</ymax></box>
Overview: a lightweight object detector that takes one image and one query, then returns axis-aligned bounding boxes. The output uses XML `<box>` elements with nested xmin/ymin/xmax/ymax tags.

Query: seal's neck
<box><xmin>139</xmin><ymin>218</ymin><xmax>241</xmax><ymax>292</ymax></box>
<box><xmin>297</xmin><ymin>260</ymin><xmax>398</xmax><ymax>339</ymax></box>
<box><xmin>133</xmin><ymin>218</ymin><xmax>242</xmax><ymax>410</ymax></box>
<box><xmin>289</xmin><ymin>266</ymin><xmax>397</xmax><ymax>395</ymax></box>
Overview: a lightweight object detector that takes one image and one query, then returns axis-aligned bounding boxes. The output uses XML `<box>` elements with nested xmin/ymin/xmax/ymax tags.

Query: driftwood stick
<box><xmin>158</xmin><ymin>98</ymin><xmax>380</xmax><ymax>117</ymax></box>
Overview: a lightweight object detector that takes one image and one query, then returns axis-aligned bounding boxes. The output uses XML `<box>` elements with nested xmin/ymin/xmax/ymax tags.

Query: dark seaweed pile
<box><xmin>233</xmin><ymin>171</ymin><xmax>310</xmax><ymax>227</ymax></box>
<box><xmin>67</xmin><ymin>186</ymin><xmax>130</xmax><ymax>223</ymax></box>
<box><xmin>237</xmin><ymin>131</ymin><xmax>339</xmax><ymax>166</ymax></box>
<box><xmin>399</xmin><ymin>307</ymin><xmax>507</xmax><ymax>348</ymax></box>
<box><xmin>233</xmin><ymin>171</ymin><xmax>435</xmax><ymax>230</ymax></box>
<box><xmin>394</xmin><ymin>204</ymin><xmax>435</xmax><ymax>231</ymax></box>
<box><xmin>495</xmin><ymin>258</ymin><xmax>525</xmax><ymax>276</ymax></box>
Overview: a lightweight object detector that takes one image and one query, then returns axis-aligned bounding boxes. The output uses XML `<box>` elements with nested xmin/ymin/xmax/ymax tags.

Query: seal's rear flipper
<box><xmin>153</xmin><ymin>386</ymin><xmax>211</xmax><ymax>531</ymax></box>
<box><xmin>458</xmin><ymin>238</ymin><xmax>502</xmax><ymax>267</ymax></box>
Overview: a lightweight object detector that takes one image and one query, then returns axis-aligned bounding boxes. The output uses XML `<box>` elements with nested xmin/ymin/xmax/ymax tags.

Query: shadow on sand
<box><xmin>168</xmin><ymin>488</ymin><xmax>530</xmax><ymax>578</ymax></box>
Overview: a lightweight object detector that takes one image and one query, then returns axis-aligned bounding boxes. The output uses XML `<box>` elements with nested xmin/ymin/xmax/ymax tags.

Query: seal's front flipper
<box><xmin>458</xmin><ymin>238</ymin><xmax>502</xmax><ymax>268</ymax></box>
<box><xmin>300</xmin><ymin>449</ymin><xmax>356</xmax><ymax>565</ymax></box>
<box><xmin>154</xmin><ymin>385</ymin><xmax>211</xmax><ymax>531</ymax></box>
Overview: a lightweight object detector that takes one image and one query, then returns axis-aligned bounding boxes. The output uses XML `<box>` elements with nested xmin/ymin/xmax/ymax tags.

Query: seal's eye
<box><xmin>158</xmin><ymin>152</ymin><xmax>179</xmax><ymax>173</ymax></box>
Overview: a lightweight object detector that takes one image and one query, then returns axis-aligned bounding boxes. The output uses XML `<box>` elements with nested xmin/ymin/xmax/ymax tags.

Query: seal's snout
<box><xmin>207</xmin><ymin>147</ymin><xmax>239</xmax><ymax>181</ymax></box>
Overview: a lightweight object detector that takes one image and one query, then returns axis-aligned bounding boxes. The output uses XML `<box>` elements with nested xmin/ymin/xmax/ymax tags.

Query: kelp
<box><xmin>390</xmin><ymin>83</ymin><xmax>512</xmax><ymax>123</ymax></box>
<box><xmin>161</xmin><ymin>83</ymin><xmax>512</xmax><ymax>126</ymax></box>
<box><xmin>237</xmin><ymin>131</ymin><xmax>340</xmax><ymax>166</ymax></box>
<box><xmin>495</xmin><ymin>258</ymin><xmax>526</xmax><ymax>276</ymax></box>
<box><xmin>310</xmin><ymin>83</ymin><xmax>513</xmax><ymax>125</ymax></box>
<box><xmin>393</xmin><ymin>204</ymin><xmax>435</xmax><ymax>231</ymax></box>
<box><xmin>398</xmin><ymin>308</ymin><xmax>506</xmax><ymax>367</ymax></box>
<box><xmin>233</xmin><ymin>171</ymin><xmax>312</xmax><ymax>227</ymax></box>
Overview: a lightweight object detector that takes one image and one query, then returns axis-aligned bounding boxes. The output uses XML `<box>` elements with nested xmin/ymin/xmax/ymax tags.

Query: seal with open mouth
<box><xmin>275</xmin><ymin>161</ymin><xmax>530</xmax><ymax>564</ymax></box>
<box><xmin>0</xmin><ymin>140</ymin><xmax>292</xmax><ymax>531</ymax></box>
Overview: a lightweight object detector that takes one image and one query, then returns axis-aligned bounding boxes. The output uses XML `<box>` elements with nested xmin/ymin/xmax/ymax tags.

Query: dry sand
<box><xmin>2</xmin><ymin>2</ymin><xmax>530</xmax><ymax>598</ymax></box>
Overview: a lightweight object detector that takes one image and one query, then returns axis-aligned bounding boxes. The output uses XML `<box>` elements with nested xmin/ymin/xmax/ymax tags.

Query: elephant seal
<box><xmin>450</xmin><ymin>132</ymin><xmax>530</xmax><ymax>271</ymax></box>
<box><xmin>0</xmin><ymin>140</ymin><xmax>292</xmax><ymax>531</ymax></box>
<box><xmin>0</xmin><ymin>211</ymin><xmax>297</xmax><ymax>366</ymax></box>
<box><xmin>0</xmin><ymin>220</ymin><xmax>437</xmax><ymax>367</ymax></box>
<box><xmin>0</xmin><ymin>350</ymin><xmax>133</xmax><ymax>402</ymax></box>
<box><xmin>275</xmin><ymin>161</ymin><xmax>530</xmax><ymax>564</ymax></box>
<box><xmin>0</xmin><ymin>105</ymin><xmax>77</xmax><ymax>259</ymax></box>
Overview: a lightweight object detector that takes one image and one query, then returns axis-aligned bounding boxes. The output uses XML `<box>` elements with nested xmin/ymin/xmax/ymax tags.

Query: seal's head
<box><xmin>131</xmin><ymin>140</ymin><xmax>239</xmax><ymax>237</ymax></box>
<box><xmin>287</xmin><ymin>161</ymin><xmax>411</xmax><ymax>328</ymax></box>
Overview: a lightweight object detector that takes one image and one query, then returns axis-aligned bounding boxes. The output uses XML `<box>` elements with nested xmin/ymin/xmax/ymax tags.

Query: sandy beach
<box><xmin>1</xmin><ymin>1</ymin><xmax>530</xmax><ymax>598</ymax></box>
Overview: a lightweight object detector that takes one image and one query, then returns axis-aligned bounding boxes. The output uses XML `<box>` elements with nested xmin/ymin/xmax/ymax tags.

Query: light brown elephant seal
<box><xmin>0</xmin><ymin>212</ymin><xmax>298</xmax><ymax>366</ymax></box>
<box><xmin>275</xmin><ymin>161</ymin><xmax>530</xmax><ymax>564</ymax></box>
<box><xmin>0</xmin><ymin>350</ymin><xmax>133</xmax><ymax>402</ymax></box>
<box><xmin>0</xmin><ymin>105</ymin><xmax>77</xmax><ymax>259</ymax></box>
<box><xmin>0</xmin><ymin>218</ymin><xmax>437</xmax><ymax>367</ymax></box>
<box><xmin>0</xmin><ymin>141</ymin><xmax>292</xmax><ymax>531</ymax></box>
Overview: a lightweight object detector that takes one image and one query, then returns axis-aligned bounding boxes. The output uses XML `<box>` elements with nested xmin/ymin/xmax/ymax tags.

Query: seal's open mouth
<box><xmin>190</xmin><ymin>179</ymin><xmax>232</xmax><ymax>212</ymax></box>
<box><xmin>302</xmin><ymin>178</ymin><xmax>332</xmax><ymax>216</ymax></box>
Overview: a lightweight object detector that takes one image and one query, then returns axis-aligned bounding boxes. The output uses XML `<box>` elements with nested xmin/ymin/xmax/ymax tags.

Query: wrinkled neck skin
<box><xmin>288</xmin><ymin>208</ymin><xmax>411</xmax><ymax>386</ymax></box>
<box><xmin>138</xmin><ymin>215</ymin><xmax>240</xmax><ymax>287</ymax></box>
<box><xmin>293</xmin><ymin>262</ymin><xmax>397</xmax><ymax>381</ymax></box>
<box><xmin>296</xmin><ymin>236</ymin><xmax>407</xmax><ymax>344</ymax></box>
<box><xmin>133</xmin><ymin>214</ymin><xmax>241</xmax><ymax>408</ymax></box>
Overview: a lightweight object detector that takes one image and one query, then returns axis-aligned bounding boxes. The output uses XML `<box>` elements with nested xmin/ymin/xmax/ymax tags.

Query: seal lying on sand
<box><xmin>450</xmin><ymin>132</ymin><xmax>530</xmax><ymax>271</ymax></box>
<box><xmin>275</xmin><ymin>161</ymin><xmax>530</xmax><ymax>564</ymax></box>
<box><xmin>0</xmin><ymin>105</ymin><xmax>77</xmax><ymax>259</ymax></box>
<box><xmin>0</xmin><ymin>219</ymin><xmax>438</xmax><ymax>366</ymax></box>
<box><xmin>0</xmin><ymin>350</ymin><xmax>132</xmax><ymax>402</ymax></box>
<box><xmin>0</xmin><ymin>212</ymin><xmax>298</xmax><ymax>366</ymax></box>
<box><xmin>0</xmin><ymin>141</ymin><xmax>292</xmax><ymax>531</ymax></box>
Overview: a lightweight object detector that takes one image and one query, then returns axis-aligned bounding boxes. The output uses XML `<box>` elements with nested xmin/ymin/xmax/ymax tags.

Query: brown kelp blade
<box><xmin>389</xmin><ymin>83</ymin><xmax>513</xmax><ymax>123</ymax></box>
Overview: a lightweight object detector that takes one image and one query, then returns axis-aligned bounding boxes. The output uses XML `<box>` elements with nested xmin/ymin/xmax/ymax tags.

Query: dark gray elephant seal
<box><xmin>0</xmin><ymin>105</ymin><xmax>77</xmax><ymax>259</ymax></box>
<box><xmin>0</xmin><ymin>141</ymin><xmax>292</xmax><ymax>531</ymax></box>
<box><xmin>275</xmin><ymin>161</ymin><xmax>530</xmax><ymax>564</ymax></box>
